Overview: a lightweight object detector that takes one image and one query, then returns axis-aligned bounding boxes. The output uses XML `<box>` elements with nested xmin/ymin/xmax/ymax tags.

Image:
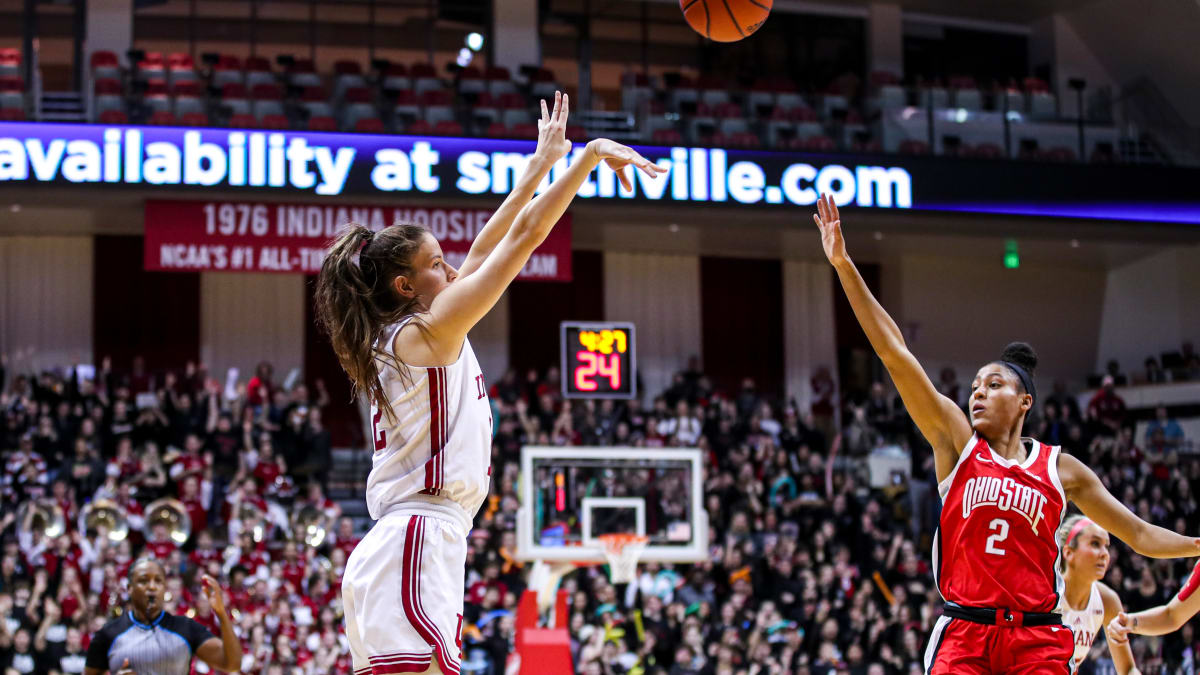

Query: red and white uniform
<box><xmin>343</xmin><ymin>320</ymin><xmax>492</xmax><ymax>675</ymax></box>
<box><xmin>1061</xmin><ymin>583</ymin><xmax>1104</xmax><ymax>666</ymax></box>
<box><xmin>925</xmin><ymin>434</ymin><xmax>1075</xmax><ymax>674</ymax></box>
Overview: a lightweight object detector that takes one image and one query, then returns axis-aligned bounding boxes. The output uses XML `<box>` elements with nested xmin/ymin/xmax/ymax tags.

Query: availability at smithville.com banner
<box><xmin>143</xmin><ymin>199</ymin><xmax>572</xmax><ymax>281</ymax></box>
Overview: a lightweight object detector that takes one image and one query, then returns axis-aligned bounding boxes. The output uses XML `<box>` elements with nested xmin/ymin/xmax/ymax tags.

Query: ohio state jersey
<box><xmin>1061</xmin><ymin>581</ymin><xmax>1105</xmax><ymax>665</ymax></box>
<box><xmin>365</xmin><ymin>319</ymin><xmax>493</xmax><ymax>531</ymax></box>
<box><xmin>934</xmin><ymin>434</ymin><xmax>1067</xmax><ymax>613</ymax></box>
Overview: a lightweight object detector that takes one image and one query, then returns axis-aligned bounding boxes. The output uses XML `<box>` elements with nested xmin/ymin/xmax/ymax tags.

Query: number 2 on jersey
<box><xmin>372</xmin><ymin>407</ymin><xmax>386</xmax><ymax>451</ymax></box>
<box><xmin>985</xmin><ymin>518</ymin><xmax>1009</xmax><ymax>555</ymax></box>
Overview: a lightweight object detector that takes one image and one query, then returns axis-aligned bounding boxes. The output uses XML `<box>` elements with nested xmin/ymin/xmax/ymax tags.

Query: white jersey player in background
<box><xmin>315</xmin><ymin>92</ymin><xmax>664</xmax><ymax>675</ymax></box>
<box><xmin>1057</xmin><ymin>515</ymin><xmax>1141</xmax><ymax>674</ymax></box>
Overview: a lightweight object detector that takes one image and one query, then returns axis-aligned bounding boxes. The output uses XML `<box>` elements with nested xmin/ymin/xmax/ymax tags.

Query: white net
<box><xmin>599</xmin><ymin>534</ymin><xmax>648</xmax><ymax>584</ymax></box>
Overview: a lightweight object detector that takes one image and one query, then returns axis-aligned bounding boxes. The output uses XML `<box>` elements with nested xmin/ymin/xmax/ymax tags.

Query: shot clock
<box><xmin>560</xmin><ymin>321</ymin><xmax>637</xmax><ymax>399</ymax></box>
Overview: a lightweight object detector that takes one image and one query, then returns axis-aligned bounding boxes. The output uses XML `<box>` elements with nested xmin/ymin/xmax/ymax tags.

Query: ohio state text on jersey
<box><xmin>934</xmin><ymin>434</ymin><xmax>1067</xmax><ymax>613</ymax></box>
<box><xmin>365</xmin><ymin>319</ymin><xmax>493</xmax><ymax>532</ymax></box>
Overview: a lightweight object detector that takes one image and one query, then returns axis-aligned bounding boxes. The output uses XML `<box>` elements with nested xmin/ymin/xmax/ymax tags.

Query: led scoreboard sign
<box><xmin>561</xmin><ymin>321</ymin><xmax>637</xmax><ymax>400</ymax></box>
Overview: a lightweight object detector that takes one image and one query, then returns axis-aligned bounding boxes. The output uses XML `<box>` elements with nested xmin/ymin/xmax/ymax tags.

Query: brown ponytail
<box><xmin>314</xmin><ymin>222</ymin><xmax>429</xmax><ymax>421</ymax></box>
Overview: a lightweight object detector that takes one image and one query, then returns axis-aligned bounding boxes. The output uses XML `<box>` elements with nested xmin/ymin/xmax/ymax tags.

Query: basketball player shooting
<box><xmin>812</xmin><ymin>194</ymin><xmax>1200</xmax><ymax>675</ymax></box>
<box><xmin>316</xmin><ymin>92</ymin><xmax>663</xmax><ymax>675</ymax></box>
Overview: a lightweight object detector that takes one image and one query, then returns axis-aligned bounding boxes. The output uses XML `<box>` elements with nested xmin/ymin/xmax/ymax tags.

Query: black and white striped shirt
<box><xmin>85</xmin><ymin>611</ymin><xmax>214</xmax><ymax>675</ymax></box>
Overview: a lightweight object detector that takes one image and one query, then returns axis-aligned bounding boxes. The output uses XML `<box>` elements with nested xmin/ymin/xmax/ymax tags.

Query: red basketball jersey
<box><xmin>935</xmin><ymin>434</ymin><xmax>1067</xmax><ymax>612</ymax></box>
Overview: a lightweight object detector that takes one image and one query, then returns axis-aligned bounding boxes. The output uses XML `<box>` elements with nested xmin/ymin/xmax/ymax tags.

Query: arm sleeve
<box><xmin>175</xmin><ymin>616</ymin><xmax>217</xmax><ymax>652</ymax></box>
<box><xmin>84</xmin><ymin>629</ymin><xmax>112</xmax><ymax>670</ymax></box>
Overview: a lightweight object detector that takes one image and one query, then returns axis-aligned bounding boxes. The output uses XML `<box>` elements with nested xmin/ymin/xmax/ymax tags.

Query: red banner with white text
<box><xmin>143</xmin><ymin>199</ymin><xmax>572</xmax><ymax>281</ymax></box>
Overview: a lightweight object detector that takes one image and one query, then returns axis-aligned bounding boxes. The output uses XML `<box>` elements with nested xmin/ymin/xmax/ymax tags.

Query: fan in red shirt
<box><xmin>179</xmin><ymin>476</ymin><xmax>209</xmax><ymax>535</ymax></box>
<box><xmin>246</xmin><ymin>362</ymin><xmax>274</xmax><ymax>409</ymax></box>
<box><xmin>331</xmin><ymin>517</ymin><xmax>360</xmax><ymax>559</ymax></box>
<box><xmin>143</xmin><ymin>521</ymin><xmax>178</xmax><ymax>560</ymax></box>
<box><xmin>226</xmin><ymin>530</ymin><xmax>270</xmax><ymax>578</ymax></box>
<box><xmin>812</xmin><ymin>194</ymin><xmax>1200</xmax><ymax>674</ymax></box>
<box><xmin>188</xmin><ymin>530</ymin><xmax>223</xmax><ymax>572</ymax></box>
<box><xmin>277</xmin><ymin>541</ymin><xmax>307</xmax><ymax>591</ymax></box>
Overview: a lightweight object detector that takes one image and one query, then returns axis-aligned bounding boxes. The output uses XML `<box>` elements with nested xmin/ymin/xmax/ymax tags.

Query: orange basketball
<box><xmin>680</xmin><ymin>0</ymin><xmax>772</xmax><ymax>43</ymax></box>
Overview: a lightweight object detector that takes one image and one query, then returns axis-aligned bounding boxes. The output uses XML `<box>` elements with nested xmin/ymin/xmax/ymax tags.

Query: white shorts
<box><xmin>343</xmin><ymin>510</ymin><xmax>466</xmax><ymax>675</ymax></box>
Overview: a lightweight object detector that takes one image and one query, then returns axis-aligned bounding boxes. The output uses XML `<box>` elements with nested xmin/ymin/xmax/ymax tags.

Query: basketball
<box><xmin>680</xmin><ymin>0</ymin><xmax>772</xmax><ymax>42</ymax></box>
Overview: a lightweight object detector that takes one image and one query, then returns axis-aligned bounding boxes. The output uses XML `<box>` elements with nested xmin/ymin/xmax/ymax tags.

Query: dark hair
<box><xmin>1000</xmin><ymin>341</ymin><xmax>1038</xmax><ymax>377</ymax></box>
<box><xmin>315</xmin><ymin>223</ymin><xmax>430</xmax><ymax>421</ymax></box>
<box><xmin>128</xmin><ymin>557</ymin><xmax>166</xmax><ymax>582</ymax></box>
<box><xmin>999</xmin><ymin>341</ymin><xmax>1038</xmax><ymax>419</ymax></box>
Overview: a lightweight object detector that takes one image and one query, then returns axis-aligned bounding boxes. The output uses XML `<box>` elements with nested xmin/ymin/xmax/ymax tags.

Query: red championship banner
<box><xmin>143</xmin><ymin>199</ymin><xmax>572</xmax><ymax>281</ymax></box>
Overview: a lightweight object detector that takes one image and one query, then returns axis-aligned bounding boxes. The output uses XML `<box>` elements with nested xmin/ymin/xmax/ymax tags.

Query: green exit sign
<box><xmin>1004</xmin><ymin>239</ymin><xmax>1019</xmax><ymax>269</ymax></box>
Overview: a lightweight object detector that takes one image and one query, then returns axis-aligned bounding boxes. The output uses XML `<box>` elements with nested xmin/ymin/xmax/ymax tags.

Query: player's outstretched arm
<box><xmin>812</xmin><ymin>194</ymin><xmax>972</xmax><ymax>482</ymax></box>
<box><xmin>457</xmin><ymin>91</ymin><xmax>571</xmax><ymax>279</ymax></box>
<box><xmin>1061</xmin><ymin>453</ymin><xmax>1200</xmax><ymax>559</ymax></box>
<box><xmin>1107</xmin><ymin>560</ymin><xmax>1200</xmax><ymax>642</ymax></box>
<box><xmin>424</xmin><ymin>139</ymin><xmax>664</xmax><ymax>349</ymax></box>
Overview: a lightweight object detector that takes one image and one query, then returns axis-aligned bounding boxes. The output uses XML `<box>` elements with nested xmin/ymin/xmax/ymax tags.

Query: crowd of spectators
<box><xmin>2</xmin><ymin>352</ymin><xmax>1199</xmax><ymax>675</ymax></box>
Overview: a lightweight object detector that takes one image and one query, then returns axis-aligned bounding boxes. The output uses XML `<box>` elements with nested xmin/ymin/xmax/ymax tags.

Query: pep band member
<box><xmin>85</xmin><ymin>559</ymin><xmax>241</xmax><ymax>675</ymax></box>
<box><xmin>811</xmin><ymin>193</ymin><xmax>1200</xmax><ymax>675</ymax></box>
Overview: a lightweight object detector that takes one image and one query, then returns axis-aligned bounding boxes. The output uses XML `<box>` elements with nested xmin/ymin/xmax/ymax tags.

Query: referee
<box><xmin>84</xmin><ymin>559</ymin><xmax>241</xmax><ymax>675</ymax></box>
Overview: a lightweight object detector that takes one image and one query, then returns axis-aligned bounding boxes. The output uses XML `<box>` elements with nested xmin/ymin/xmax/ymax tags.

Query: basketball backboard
<box><xmin>516</xmin><ymin>446</ymin><xmax>708</xmax><ymax>563</ymax></box>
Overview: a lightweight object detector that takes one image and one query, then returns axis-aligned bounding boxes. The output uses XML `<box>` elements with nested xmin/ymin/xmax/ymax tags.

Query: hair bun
<box><xmin>1000</xmin><ymin>341</ymin><xmax>1038</xmax><ymax>375</ymax></box>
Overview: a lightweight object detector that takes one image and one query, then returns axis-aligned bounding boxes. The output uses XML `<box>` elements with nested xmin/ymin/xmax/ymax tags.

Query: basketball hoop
<box><xmin>597</xmin><ymin>533</ymin><xmax>648</xmax><ymax>585</ymax></box>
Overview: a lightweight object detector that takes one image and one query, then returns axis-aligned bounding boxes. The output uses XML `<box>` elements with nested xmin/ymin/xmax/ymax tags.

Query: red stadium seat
<box><xmin>509</xmin><ymin>123</ymin><xmax>538</xmax><ymax>140</ymax></box>
<box><xmin>334</xmin><ymin>60</ymin><xmax>363</xmax><ymax>75</ymax></box>
<box><xmin>308</xmin><ymin>116</ymin><xmax>337</xmax><ymax>131</ymax></box>
<box><xmin>180</xmin><ymin>112</ymin><xmax>209</xmax><ymax>126</ymax></box>
<box><xmin>0</xmin><ymin>107</ymin><xmax>24</xmax><ymax>120</ymax></box>
<box><xmin>353</xmin><ymin>118</ymin><xmax>385</xmax><ymax>133</ymax></box>
<box><xmin>260</xmin><ymin>114</ymin><xmax>290</xmax><ymax>129</ymax></box>
<box><xmin>98</xmin><ymin>109</ymin><xmax>128</xmax><ymax>124</ymax></box>
<box><xmin>172</xmin><ymin>80</ymin><xmax>202</xmax><ymax>97</ymax></box>
<box><xmin>252</xmin><ymin>84</ymin><xmax>283</xmax><ymax>100</ymax></box>
<box><xmin>228</xmin><ymin>113</ymin><xmax>259</xmax><ymax>128</ymax></box>
<box><xmin>147</xmin><ymin>111</ymin><xmax>178</xmax><ymax>126</ymax></box>
<box><xmin>343</xmin><ymin>87</ymin><xmax>372</xmax><ymax>104</ymax></box>
<box><xmin>485</xmin><ymin>122</ymin><xmax>509</xmax><ymax>138</ymax></box>
<box><xmin>245</xmin><ymin>56</ymin><xmax>271</xmax><ymax>72</ymax></box>
<box><xmin>0</xmin><ymin>76</ymin><xmax>25</xmax><ymax>92</ymax></box>
<box><xmin>652</xmin><ymin>129</ymin><xmax>683</xmax><ymax>145</ymax></box>
<box><xmin>405</xmin><ymin>119</ymin><xmax>433</xmax><ymax>135</ymax></box>
<box><xmin>90</xmin><ymin>50</ymin><xmax>119</xmax><ymax>69</ymax></box>
<box><xmin>432</xmin><ymin>120</ymin><xmax>463</xmax><ymax>136</ymax></box>
<box><xmin>221</xmin><ymin>83</ymin><xmax>248</xmax><ymax>100</ymax></box>
<box><xmin>410</xmin><ymin>62</ymin><xmax>436</xmax><ymax>79</ymax></box>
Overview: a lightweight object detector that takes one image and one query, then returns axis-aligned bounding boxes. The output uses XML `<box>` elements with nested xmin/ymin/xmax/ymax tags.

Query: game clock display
<box><xmin>560</xmin><ymin>322</ymin><xmax>637</xmax><ymax>400</ymax></box>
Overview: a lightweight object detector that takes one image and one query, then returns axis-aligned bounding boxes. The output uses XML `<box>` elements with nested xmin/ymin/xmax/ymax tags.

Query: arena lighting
<box><xmin>456</xmin><ymin>47</ymin><xmax>473</xmax><ymax>68</ymax></box>
<box><xmin>466</xmin><ymin>32</ymin><xmax>484</xmax><ymax>52</ymax></box>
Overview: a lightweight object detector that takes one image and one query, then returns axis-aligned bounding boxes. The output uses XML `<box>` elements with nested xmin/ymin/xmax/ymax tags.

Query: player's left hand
<box><xmin>1105</xmin><ymin>611</ymin><xmax>1132</xmax><ymax>645</ymax></box>
<box><xmin>201</xmin><ymin>574</ymin><xmax>228</xmax><ymax>616</ymax></box>
<box><xmin>585</xmin><ymin>139</ymin><xmax>666</xmax><ymax>192</ymax></box>
<box><xmin>534</xmin><ymin>91</ymin><xmax>572</xmax><ymax>163</ymax></box>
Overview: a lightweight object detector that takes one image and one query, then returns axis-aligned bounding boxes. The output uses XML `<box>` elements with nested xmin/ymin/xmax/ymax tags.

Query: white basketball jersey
<box><xmin>1062</xmin><ymin>582</ymin><xmax>1105</xmax><ymax>665</ymax></box>
<box><xmin>365</xmin><ymin>320</ymin><xmax>493</xmax><ymax>530</ymax></box>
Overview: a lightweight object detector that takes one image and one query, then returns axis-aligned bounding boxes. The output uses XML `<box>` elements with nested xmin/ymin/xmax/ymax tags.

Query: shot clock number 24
<box><xmin>560</xmin><ymin>322</ymin><xmax>637</xmax><ymax>400</ymax></box>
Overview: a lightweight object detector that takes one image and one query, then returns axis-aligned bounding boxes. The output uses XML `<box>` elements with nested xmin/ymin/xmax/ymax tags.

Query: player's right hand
<box><xmin>1105</xmin><ymin>611</ymin><xmax>1132</xmax><ymax>645</ymax></box>
<box><xmin>116</xmin><ymin>657</ymin><xmax>137</xmax><ymax>674</ymax></box>
<box><xmin>813</xmin><ymin>193</ymin><xmax>848</xmax><ymax>265</ymax></box>
<box><xmin>585</xmin><ymin>139</ymin><xmax>666</xmax><ymax>192</ymax></box>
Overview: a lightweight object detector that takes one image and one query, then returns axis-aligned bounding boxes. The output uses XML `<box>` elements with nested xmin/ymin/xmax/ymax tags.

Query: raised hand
<box><xmin>535</xmin><ymin>91</ymin><xmax>572</xmax><ymax>163</ymax></box>
<box><xmin>201</xmin><ymin>574</ymin><xmax>228</xmax><ymax>617</ymax></box>
<box><xmin>813</xmin><ymin>193</ymin><xmax>848</xmax><ymax>265</ymax></box>
<box><xmin>586</xmin><ymin>139</ymin><xmax>666</xmax><ymax>192</ymax></box>
<box><xmin>1105</xmin><ymin>611</ymin><xmax>1132</xmax><ymax>645</ymax></box>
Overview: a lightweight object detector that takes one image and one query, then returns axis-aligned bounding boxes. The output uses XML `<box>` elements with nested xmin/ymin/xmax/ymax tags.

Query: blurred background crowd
<box><xmin>1</xmin><ymin>354</ymin><xmax>1198</xmax><ymax>675</ymax></box>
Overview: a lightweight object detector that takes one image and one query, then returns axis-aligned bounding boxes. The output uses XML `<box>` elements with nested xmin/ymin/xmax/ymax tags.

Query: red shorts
<box><xmin>924</xmin><ymin>616</ymin><xmax>1076</xmax><ymax>674</ymax></box>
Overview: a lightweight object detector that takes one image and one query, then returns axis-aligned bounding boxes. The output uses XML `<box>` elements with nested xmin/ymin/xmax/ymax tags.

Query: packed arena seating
<box><xmin>2</xmin><ymin>354</ymin><xmax>1198</xmax><ymax>674</ymax></box>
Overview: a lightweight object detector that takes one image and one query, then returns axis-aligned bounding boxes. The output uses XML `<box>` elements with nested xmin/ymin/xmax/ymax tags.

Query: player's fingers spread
<box><xmin>561</xmin><ymin>93</ymin><xmax>569</xmax><ymax>120</ymax></box>
<box><xmin>540</xmin><ymin>99</ymin><xmax>549</xmax><ymax>121</ymax></box>
<box><xmin>618</xmin><ymin>168</ymin><xmax>633</xmax><ymax>192</ymax></box>
<box><xmin>813</xmin><ymin>213</ymin><xmax>823</xmax><ymax>228</ymax></box>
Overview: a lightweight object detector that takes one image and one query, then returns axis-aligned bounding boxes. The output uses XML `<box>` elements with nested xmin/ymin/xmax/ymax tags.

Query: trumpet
<box><xmin>81</xmin><ymin>499</ymin><xmax>129</xmax><ymax>542</ymax></box>
<box><xmin>143</xmin><ymin>498</ymin><xmax>192</xmax><ymax>545</ymax></box>
<box><xmin>236</xmin><ymin>500</ymin><xmax>267</xmax><ymax>543</ymax></box>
